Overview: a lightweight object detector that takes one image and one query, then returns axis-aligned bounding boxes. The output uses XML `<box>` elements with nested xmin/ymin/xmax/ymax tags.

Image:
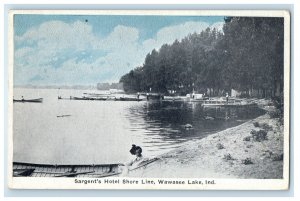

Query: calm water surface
<box><xmin>13</xmin><ymin>88</ymin><xmax>265</xmax><ymax>164</ymax></box>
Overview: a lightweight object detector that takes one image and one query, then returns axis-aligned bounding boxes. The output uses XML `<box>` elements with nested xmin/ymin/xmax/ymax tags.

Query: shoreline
<box><xmin>130</xmin><ymin>99</ymin><xmax>284</xmax><ymax>179</ymax></box>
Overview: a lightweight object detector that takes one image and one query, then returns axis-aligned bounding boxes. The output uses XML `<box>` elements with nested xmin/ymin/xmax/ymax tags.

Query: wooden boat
<box><xmin>12</xmin><ymin>158</ymin><xmax>159</xmax><ymax>178</ymax></box>
<box><xmin>13</xmin><ymin>98</ymin><xmax>43</xmax><ymax>103</ymax></box>
<box><xmin>162</xmin><ymin>96</ymin><xmax>183</xmax><ymax>101</ymax></box>
<box><xmin>83</xmin><ymin>92</ymin><xmax>111</xmax><ymax>96</ymax></box>
<box><xmin>119</xmin><ymin>97</ymin><xmax>143</xmax><ymax>101</ymax></box>
<box><xmin>70</xmin><ymin>96</ymin><xmax>108</xmax><ymax>101</ymax></box>
<box><xmin>56</xmin><ymin>115</ymin><xmax>71</xmax><ymax>118</ymax></box>
<box><xmin>202</xmin><ymin>100</ymin><xmax>256</xmax><ymax>108</ymax></box>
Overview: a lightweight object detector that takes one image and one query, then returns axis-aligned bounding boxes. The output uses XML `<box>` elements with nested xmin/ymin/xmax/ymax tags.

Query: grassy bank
<box><xmin>130</xmin><ymin>99</ymin><xmax>284</xmax><ymax>179</ymax></box>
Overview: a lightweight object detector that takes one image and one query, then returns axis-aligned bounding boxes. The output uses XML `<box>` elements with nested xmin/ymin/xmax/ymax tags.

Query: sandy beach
<box><xmin>130</xmin><ymin>99</ymin><xmax>284</xmax><ymax>179</ymax></box>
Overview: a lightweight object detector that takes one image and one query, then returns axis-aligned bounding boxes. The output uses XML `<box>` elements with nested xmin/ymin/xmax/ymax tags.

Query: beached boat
<box><xmin>13</xmin><ymin>158</ymin><xmax>159</xmax><ymax>178</ymax></box>
<box><xmin>13</xmin><ymin>98</ymin><xmax>43</xmax><ymax>103</ymax></box>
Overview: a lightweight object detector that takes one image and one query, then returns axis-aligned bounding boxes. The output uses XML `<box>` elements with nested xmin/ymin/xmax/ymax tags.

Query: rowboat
<box><xmin>56</xmin><ymin>115</ymin><xmax>71</xmax><ymax>118</ymax></box>
<box><xmin>119</xmin><ymin>97</ymin><xmax>143</xmax><ymax>101</ymax></box>
<box><xmin>162</xmin><ymin>96</ymin><xmax>183</xmax><ymax>101</ymax></box>
<box><xmin>12</xmin><ymin>158</ymin><xmax>159</xmax><ymax>178</ymax></box>
<box><xmin>13</xmin><ymin>98</ymin><xmax>43</xmax><ymax>103</ymax></box>
<box><xmin>70</xmin><ymin>96</ymin><xmax>108</xmax><ymax>101</ymax></box>
<box><xmin>202</xmin><ymin>101</ymin><xmax>256</xmax><ymax>108</ymax></box>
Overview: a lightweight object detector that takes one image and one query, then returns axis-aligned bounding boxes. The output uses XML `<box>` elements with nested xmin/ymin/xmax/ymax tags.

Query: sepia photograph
<box><xmin>8</xmin><ymin>10</ymin><xmax>290</xmax><ymax>190</ymax></box>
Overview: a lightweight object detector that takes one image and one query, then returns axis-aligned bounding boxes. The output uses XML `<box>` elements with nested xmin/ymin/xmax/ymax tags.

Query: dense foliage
<box><xmin>120</xmin><ymin>17</ymin><xmax>284</xmax><ymax>97</ymax></box>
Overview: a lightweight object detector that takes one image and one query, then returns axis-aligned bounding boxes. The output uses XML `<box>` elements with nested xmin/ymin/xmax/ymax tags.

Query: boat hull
<box><xmin>119</xmin><ymin>97</ymin><xmax>143</xmax><ymax>101</ymax></box>
<box><xmin>70</xmin><ymin>96</ymin><xmax>108</xmax><ymax>101</ymax></box>
<box><xmin>202</xmin><ymin>103</ymin><xmax>256</xmax><ymax>108</ymax></box>
<box><xmin>13</xmin><ymin>98</ymin><xmax>43</xmax><ymax>103</ymax></box>
<box><xmin>12</xmin><ymin>158</ymin><xmax>159</xmax><ymax>178</ymax></box>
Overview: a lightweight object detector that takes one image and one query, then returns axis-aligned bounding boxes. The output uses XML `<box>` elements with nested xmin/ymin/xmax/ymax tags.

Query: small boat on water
<box><xmin>70</xmin><ymin>96</ymin><xmax>108</xmax><ymax>101</ymax></box>
<box><xmin>57</xmin><ymin>114</ymin><xmax>71</xmax><ymax>118</ymax></box>
<box><xmin>162</xmin><ymin>96</ymin><xmax>183</xmax><ymax>101</ymax></box>
<box><xmin>13</xmin><ymin>158</ymin><xmax>159</xmax><ymax>178</ymax></box>
<box><xmin>119</xmin><ymin>97</ymin><xmax>143</xmax><ymax>101</ymax></box>
<box><xmin>202</xmin><ymin>100</ymin><xmax>256</xmax><ymax>108</ymax></box>
<box><xmin>13</xmin><ymin>98</ymin><xmax>43</xmax><ymax>103</ymax></box>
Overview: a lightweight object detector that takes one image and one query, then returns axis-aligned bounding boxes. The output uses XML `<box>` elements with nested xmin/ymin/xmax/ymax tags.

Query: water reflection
<box><xmin>13</xmin><ymin>88</ymin><xmax>266</xmax><ymax>164</ymax></box>
<box><xmin>126</xmin><ymin>101</ymin><xmax>265</xmax><ymax>151</ymax></box>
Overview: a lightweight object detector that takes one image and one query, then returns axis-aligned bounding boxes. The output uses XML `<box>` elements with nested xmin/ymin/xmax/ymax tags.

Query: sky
<box><xmin>14</xmin><ymin>14</ymin><xmax>225</xmax><ymax>86</ymax></box>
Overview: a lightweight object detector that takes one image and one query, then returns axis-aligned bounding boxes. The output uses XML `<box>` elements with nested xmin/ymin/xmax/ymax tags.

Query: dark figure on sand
<box><xmin>128</xmin><ymin>144</ymin><xmax>143</xmax><ymax>165</ymax></box>
<box><xmin>119</xmin><ymin>144</ymin><xmax>145</xmax><ymax>175</ymax></box>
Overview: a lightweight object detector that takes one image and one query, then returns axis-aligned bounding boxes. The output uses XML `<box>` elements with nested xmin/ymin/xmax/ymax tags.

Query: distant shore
<box><xmin>130</xmin><ymin>99</ymin><xmax>284</xmax><ymax>179</ymax></box>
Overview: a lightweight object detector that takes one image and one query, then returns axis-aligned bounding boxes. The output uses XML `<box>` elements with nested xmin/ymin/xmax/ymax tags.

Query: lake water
<box><xmin>13</xmin><ymin>88</ymin><xmax>265</xmax><ymax>165</ymax></box>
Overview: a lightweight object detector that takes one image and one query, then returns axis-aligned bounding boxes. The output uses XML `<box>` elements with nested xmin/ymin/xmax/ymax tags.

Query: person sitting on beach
<box><xmin>127</xmin><ymin>144</ymin><xmax>144</xmax><ymax>167</ymax></box>
<box><xmin>119</xmin><ymin>144</ymin><xmax>146</xmax><ymax>175</ymax></box>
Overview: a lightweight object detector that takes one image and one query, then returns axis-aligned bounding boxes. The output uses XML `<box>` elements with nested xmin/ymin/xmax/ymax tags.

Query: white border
<box><xmin>7</xmin><ymin>9</ymin><xmax>290</xmax><ymax>190</ymax></box>
<box><xmin>9</xmin><ymin>9</ymin><xmax>290</xmax><ymax>17</ymax></box>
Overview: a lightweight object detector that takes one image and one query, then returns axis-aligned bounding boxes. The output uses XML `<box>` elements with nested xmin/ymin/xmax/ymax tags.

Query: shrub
<box><xmin>279</xmin><ymin>117</ymin><xmax>284</xmax><ymax>126</ymax></box>
<box><xmin>223</xmin><ymin>154</ymin><xmax>234</xmax><ymax>161</ymax></box>
<box><xmin>261</xmin><ymin>123</ymin><xmax>273</xmax><ymax>131</ymax></box>
<box><xmin>216</xmin><ymin>143</ymin><xmax>225</xmax><ymax>150</ymax></box>
<box><xmin>271</xmin><ymin>153</ymin><xmax>284</xmax><ymax>161</ymax></box>
<box><xmin>253</xmin><ymin>122</ymin><xmax>273</xmax><ymax>131</ymax></box>
<box><xmin>268</xmin><ymin>109</ymin><xmax>282</xmax><ymax>119</ymax></box>
<box><xmin>272</xmin><ymin>95</ymin><xmax>283</xmax><ymax>111</ymax></box>
<box><xmin>253</xmin><ymin>122</ymin><xmax>260</xmax><ymax>127</ymax></box>
<box><xmin>241</xmin><ymin>157</ymin><xmax>253</xmax><ymax>165</ymax></box>
<box><xmin>263</xmin><ymin>150</ymin><xmax>273</xmax><ymax>158</ymax></box>
<box><xmin>251</xmin><ymin>130</ymin><xmax>268</xmax><ymax>142</ymax></box>
<box><xmin>243</xmin><ymin>136</ymin><xmax>251</xmax><ymax>141</ymax></box>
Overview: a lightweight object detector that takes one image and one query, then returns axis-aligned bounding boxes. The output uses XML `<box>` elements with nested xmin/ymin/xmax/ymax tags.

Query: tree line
<box><xmin>120</xmin><ymin>17</ymin><xmax>284</xmax><ymax>98</ymax></box>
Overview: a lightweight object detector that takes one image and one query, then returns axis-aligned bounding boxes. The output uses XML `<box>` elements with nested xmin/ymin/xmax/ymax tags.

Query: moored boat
<box><xmin>119</xmin><ymin>97</ymin><xmax>143</xmax><ymax>101</ymax></box>
<box><xmin>70</xmin><ymin>96</ymin><xmax>108</xmax><ymax>101</ymax></box>
<box><xmin>13</xmin><ymin>98</ymin><xmax>43</xmax><ymax>103</ymax></box>
<box><xmin>202</xmin><ymin>100</ymin><xmax>256</xmax><ymax>108</ymax></box>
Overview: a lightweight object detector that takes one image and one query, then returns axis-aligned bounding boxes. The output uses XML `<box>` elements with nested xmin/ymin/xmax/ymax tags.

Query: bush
<box><xmin>223</xmin><ymin>154</ymin><xmax>234</xmax><ymax>161</ymax></box>
<box><xmin>253</xmin><ymin>122</ymin><xmax>273</xmax><ymax>131</ymax></box>
<box><xmin>262</xmin><ymin>150</ymin><xmax>273</xmax><ymax>158</ymax></box>
<box><xmin>268</xmin><ymin>109</ymin><xmax>283</xmax><ymax>119</ymax></box>
<box><xmin>279</xmin><ymin>117</ymin><xmax>284</xmax><ymax>125</ymax></box>
<box><xmin>271</xmin><ymin>153</ymin><xmax>284</xmax><ymax>161</ymax></box>
<box><xmin>243</xmin><ymin>136</ymin><xmax>252</xmax><ymax>141</ymax></box>
<box><xmin>241</xmin><ymin>157</ymin><xmax>253</xmax><ymax>165</ymax></box>
<box><xmin>272</xmin><ymin>96</ymin><xmax>283</xmax><ymax>110</ymax></box>
<box><xmin>253</xmin><ymin>122</ymin><xmax>260</xmax><ymax>127</ymax></box>
<box><xmin>216</xmin><ymin>143</ymin><xmax>225</xmax><ymax>150</ymax></box>
<box><xmin>251</xmin><ymin>130</ymin><xmax>268</xmax><ymax>142</ymax></box>
<box><xmin>261</xmin><ymin>123</ymin><xmax>273</xmax><ymax>131</ymax></box>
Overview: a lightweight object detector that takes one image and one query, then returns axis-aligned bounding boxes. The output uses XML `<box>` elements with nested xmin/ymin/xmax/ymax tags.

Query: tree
<box><xmin>120</xmin><ymin>17</ymin><xmax>284</xmax><ymax>98</ymax></box>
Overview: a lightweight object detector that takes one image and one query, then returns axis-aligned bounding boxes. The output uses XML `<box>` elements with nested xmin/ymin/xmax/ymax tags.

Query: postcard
<box><xmin>8</xmin><ymin>10</ymin><xmax>290</xmax><ymax>190</ymax></box>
